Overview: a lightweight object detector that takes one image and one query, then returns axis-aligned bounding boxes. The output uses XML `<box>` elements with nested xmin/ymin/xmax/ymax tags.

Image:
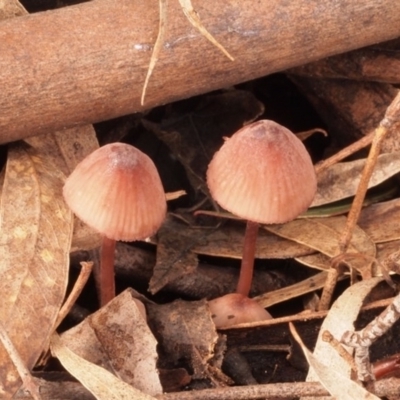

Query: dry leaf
<box><xmin>290</xmin><ymin>322</ymin><xmax>380</xmax><ymax>400</ymax></box>
<box><xmin>303</xmin><ymin>277</ymin><xmax>384</xmax><ymax>400</ymax></box>
<box><xmin>0</xmin><ymin>143</ymin><xmax>73</xmax><ymax>395</ymax></box>
<box><xmin>0</xmin><ymin>0</ymin><xmax>25</xmax><ymax>19</ymax></box>
<box><xmin>147</xmin><ymin>299</ymin><xmax>219</xmax><ymax>379</ymax></box>
<box><xmin>24</xmin><ymin>126</ymin><xmax>99</xmax><ymax>176</ymax></box>
<box><xmin>268</xmin><ymin>216</ymin><xmax>376</xmax><ymax>275</ymax></box>
<box><xmin>313</xmin><ymin>152</ymin><xmax>400</xmax><ymax>207</ymax></box>
<box><xmin>61</xmin><ymin>289</ymin><xmax>162</xmax><ymax>396</ymax></box>
<box><xmin>268</xmin><ymin>216</ymin><xmax>375</xmax><ymax>259</ymax></box>
<box><xmin>25</xmin><ymin>127</ymin><xmax>102</xmax><ymax>251</ymax></box>
<box><xmin>149</xmin><ymin>216</ymin><xmax>203</xmax><ymax>294</ymax></box>
<box><xmin>50</xmin><ymin>333</ymin><xmax>157</xmax><ymax>400</ymax></box>
<box><xmin>376</xmin><ymin>240</ymin><xmax>400</xmax><ymax>268</ymax></box>
<box><xmin>358</xmin><ymin>198</ymin><xmax>400</xmax><ymax>243</ymax></box>
<box><xmin>197</xmin><ymin>220</ymin><xmax>312</xmax><ymax>259</ymax></box>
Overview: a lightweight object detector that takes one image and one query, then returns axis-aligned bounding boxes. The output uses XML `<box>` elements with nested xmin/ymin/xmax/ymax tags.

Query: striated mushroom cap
<box><xmin>207</xmin><ymin>120</ymin><xmax>317</xmax><ymax>224</ymax></box>
<box><xmin>63</xmin><ymin>143</ymin><xmax>166</xmax><ymax>241</ymax></box>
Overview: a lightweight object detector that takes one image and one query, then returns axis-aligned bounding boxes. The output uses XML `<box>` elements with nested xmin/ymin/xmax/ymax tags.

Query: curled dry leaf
<box><xmin>61</xmin><ymin>289</ymin><xmax>162</xmax><ymax>396</ymax></box>
<box><xmin>0</xmin><ymin>143</ymin><xmax>73</xmax><ymax>395</ymax></box>
<box><xmin>302</xmin><ymin>277</ymin><xmax>384</xmax><ymax>400</ymax></box>
<box><xmin>50</xmin><ymin>333</ymin><xmax>157</xmax><ymax>400</ymax></box>
<box><xmin>290</xmin><ymin>322</ymin><xmax>380</xmax><ymax>400</ymax></box>
<box><xmin>313</xmin><ymin>151</ymin><xmax>400</xmax><ymax>207</ymax></box>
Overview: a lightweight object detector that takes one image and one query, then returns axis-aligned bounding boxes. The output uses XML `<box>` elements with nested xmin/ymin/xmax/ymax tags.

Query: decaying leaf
<box><xmin>147</xmin><ymin>299</ymin><xmax>219</xmax><ymax>379</ymax></box>
<box><xmin>358</xmin><ymin>198</ymin><xmax>400</xmax><ymax>243</ymax></box>
<box><xmin>0</xmin><ymin>0</ymin><xmax>25</xmax><ymax>19</ymax></box>
<box><xmin>24</xmin><ymin>126</ymin><xmax>99</xmax><ymax>176</ymax></box>
<box><xmin>25</xmin><ymin>127</ymin><xmax>102</xmax><ymax>251</ymax></box>
<box><xmin>197</xmin><ymin>220</ymin><xmax>312</xmax><ymax>259</ymax></box>
<box><xmin>291</xmin><ymin>321</ymin><xmax>380</xmax><ymax>400</ymax></box>
<box><xmin>0</xmin><ymin>143</ymin><xmax>73</xmax><ymax>395</ymax></box>
<box><xmin>268</xmin><ymin>216</ymin><xmax>376</xmax><ymax>275</ymax></box>
<box><xmin>376</xmin><ymin>240</ymin><xmax>400</xmax><ymax>270</ymax></box>
<box><xmin>304</xmin><ymin>277</ymin><xmax>384</xmax><ymax>396</ymax></box>
<box><xmin>149</xmin><ymin>216</ymin><xmax>206</xmax><ymax>294</ymax></box>
<box><xmin>313</xmin><ymin>151</ymin><xmax>400</xmax><ymax>207</ymax></box>
<box><xmin>0</xmin><ymin>321</ymin><xmax>40</xmax><ymax>400</ymax></box>
<box><xmin>61</xmin><ymin>289</ymin><xmax>162</xmax><ymax>396</ymax></box>
<box><xmin>51</xmin><ymin>333</ymin><xmax>157</xmax><ymax>400</ymax></box>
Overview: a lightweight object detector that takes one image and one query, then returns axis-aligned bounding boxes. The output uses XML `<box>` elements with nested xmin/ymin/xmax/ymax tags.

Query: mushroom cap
<box><xmin>208</xmin><ymin>293</ymin><xmax>272</xmax><ymax>328</ymax></box>
<box><xmin>207</xmin><ymin>120</ymin><xmax>317</xmax><ymax>224</ymax></box>
<box><xmin>63</xmin><ymin>143</ymin><xmax>167</xmax><ymax>241</ymax></box>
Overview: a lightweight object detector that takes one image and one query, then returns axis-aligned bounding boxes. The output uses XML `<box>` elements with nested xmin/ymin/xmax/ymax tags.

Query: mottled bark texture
<box><xmin>1</xmin><ymin>0</ymin><xmax>400</xmax><ymax>143</ymax></box>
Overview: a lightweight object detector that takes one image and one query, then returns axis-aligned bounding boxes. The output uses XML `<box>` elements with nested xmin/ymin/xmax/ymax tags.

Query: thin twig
<box><xmin>155</xmin><ymin>378</ymin><xmax>400</xmax><ymax>399</ymax></box>
<box><xmin>322</xmin><ymin>330</ymin><xmax>357</xmax><ymax>373</ymax></box>
<box><xmin>318</xmin><ymin>91</ymin><xmax>400</xmax><ymax>310</ymax></box>
<box><xmin>0</xmin><ymin>322</ymin><xmax>41</xmax><ymax>400</ymax></box>
<box><xmin>341</xmin><ymin>291</ymin><xmax>400</xmax><ymax>382</ymax></box>
<box><xmin>315</xmin><ymin>131</ymin><xmax>374</xmax><ymax>175</ymax></box>
<box><xmin>141</xmin><ymin>0</ymin><xmax>167</xmax><ymax>105</ymax></box>
<box><xmin>55</xmin><ymin>261</ymin><xmax>93</xmax><ymax>329</ymax></box>
<box><xmin>339</xmin><ymin>91</ymin><xmax>400</xmax><ymax>253</ymax></box>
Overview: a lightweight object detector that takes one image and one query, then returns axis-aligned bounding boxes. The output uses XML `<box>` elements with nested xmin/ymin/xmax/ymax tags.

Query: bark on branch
<box><xmin>1</xmin><ymin>0</ymin><xmax>400</xmax><ymax>143</ymax></box>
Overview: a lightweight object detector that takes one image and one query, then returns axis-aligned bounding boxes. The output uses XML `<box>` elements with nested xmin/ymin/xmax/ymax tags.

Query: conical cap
<box><xmin>207</xmin><ymin>120</ymin><xmax>317</xmax><ymax>224</ymax></box>
<box><xmin>63</xmin><ymin>143</ymin><xmax>166</xmax><ymax>241</ymax></box>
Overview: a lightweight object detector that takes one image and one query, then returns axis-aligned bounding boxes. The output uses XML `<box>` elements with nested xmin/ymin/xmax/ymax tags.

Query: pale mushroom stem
<box><xmin>98</xmin><ymin>236</ymin><xmax>116</xmax><ymax>306</ymax></box>
<box><xmin>236</xmin><ymin>220</ymin><xmax>259</xmax><ymax>296</ymax></box>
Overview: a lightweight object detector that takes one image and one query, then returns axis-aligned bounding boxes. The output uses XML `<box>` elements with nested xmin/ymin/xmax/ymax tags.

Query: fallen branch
<box><xmin>13</xmin><ymin>376</ymin><xmax>400</xmax><ymax>399</ymax></box>
<box><xmin>1</xmin><ymin>0</ymin><xmax>400</xmax><ymax>143</ymax></box>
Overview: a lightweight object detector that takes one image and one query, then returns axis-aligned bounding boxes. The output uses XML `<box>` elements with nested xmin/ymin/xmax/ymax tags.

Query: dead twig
<box><xmin>318</xmin><ymin>90</ymin><xmax>400</xmax><ymax>310</ymax></box>
<box><xmin>341</xmin><ymin>292</ymin><xmax>400</xmax><ymax>382</ymax></box>
<box><xmin>55</xmin><ymin>262</ymin><xmax>93</xmax><ymax>329</ymax></box>
<box><xmin>156</xmin><ymin>378</ymin><xmax>400</xmax><ymax>399</ymax></box>
<box><xmin>0</xmin><ymin>322</ymin><xmax>41</xmax><ymax>400</ymax></box>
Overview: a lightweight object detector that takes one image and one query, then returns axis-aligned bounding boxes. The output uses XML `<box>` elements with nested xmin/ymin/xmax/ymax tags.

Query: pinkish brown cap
<box><xmin>208</xmin><ymin>293</ymin><xmax>272</xmax><ymax>328</ymax></box>
<box><xmin>63</xmin><ymin>143</ymin><xmax>166</xmax><ymax>241</ymax></box>
<box><xmin>207</xmin><ymin>120</ymin><xmax>317</xmax><ymax>224</ymax></box>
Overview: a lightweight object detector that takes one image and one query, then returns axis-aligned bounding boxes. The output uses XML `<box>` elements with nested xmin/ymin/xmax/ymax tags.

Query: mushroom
<box><xmin>63</xmin><ymin>143</ymin><xmax>166</xmax><ymax>306</ymax></box>
<box><xmin>206</xmin><ymin>120</ymin><xmax>317</xmax><ymax>326</ymax></box>
<box><xmin>208</xmin><ymin>293</ymin><xmax>272</xmax><ymax>328</ymax></box>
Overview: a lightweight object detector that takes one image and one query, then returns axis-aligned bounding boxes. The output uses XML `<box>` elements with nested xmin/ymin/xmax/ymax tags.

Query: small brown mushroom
<box><xmin>63</xmin><ymin>143</ymin><xmax>166</xmax><ymax>306</ymax></box>
<box><xmin>206</xmin><ymin>120</ymin><xmax>317</xmax><ymax>326</ymax></box>
<box><xmin>208</xmin><ymin>293</ymin><xmax>272</xmax><ymax>328</ymax></box>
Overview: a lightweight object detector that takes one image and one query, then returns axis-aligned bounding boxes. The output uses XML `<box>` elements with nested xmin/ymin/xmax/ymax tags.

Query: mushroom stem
<box><xmin>98</xmin><ymin>236</ymin><xmax>116</xmax><ymax>306</ymax></box>
<box><xmin>236</xmin><ymin>220</ymin><xmax>259</xmax><ymax>297</ymax></box>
